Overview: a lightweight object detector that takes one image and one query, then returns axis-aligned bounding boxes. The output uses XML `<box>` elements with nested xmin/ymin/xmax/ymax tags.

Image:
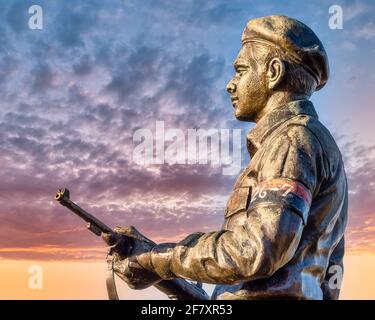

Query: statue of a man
<box><xmin>103</xmin><ymin>15</ymin><xmax>348</xmax><ymax>300</ymax></box>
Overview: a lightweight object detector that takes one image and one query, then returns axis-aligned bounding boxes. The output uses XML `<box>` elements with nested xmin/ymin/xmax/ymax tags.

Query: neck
<box><xmin>254</xmin><ymin>91</ymin><xmax>309</xmax><ymax>123</ymax></box>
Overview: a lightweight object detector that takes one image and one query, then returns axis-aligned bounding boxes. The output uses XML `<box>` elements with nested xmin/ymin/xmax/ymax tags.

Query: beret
<box><xmin>242</xmin><ymin>15</ymin><xmax>329</xmax><ymax>91</ymax></box>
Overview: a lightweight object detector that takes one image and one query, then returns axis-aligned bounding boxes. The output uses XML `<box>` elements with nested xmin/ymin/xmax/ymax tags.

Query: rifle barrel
<box><xmin>55</xmin><ymin>188</ymin><xmax>112</xmax><ymax>234</ymax></box>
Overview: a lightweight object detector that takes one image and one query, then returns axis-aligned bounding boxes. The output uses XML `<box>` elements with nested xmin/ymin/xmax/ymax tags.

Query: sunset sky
<box><xmin>0</xmin><ymin>0</ymin><xmax>375</xmax><ymax>299</ymax></box>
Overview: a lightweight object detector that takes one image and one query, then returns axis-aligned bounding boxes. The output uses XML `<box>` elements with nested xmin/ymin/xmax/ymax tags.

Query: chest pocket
<box><xmin>224</xmin><ymin>187</ymin><xmax>251</xmax><ymax>218</ymax></box>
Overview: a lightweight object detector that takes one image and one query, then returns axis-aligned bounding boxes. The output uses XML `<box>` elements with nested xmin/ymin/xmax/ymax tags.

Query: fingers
<box><xmin>112</xmin><ymin>256</ymin><xmax>161</xmax><ymax>290</ymax></box>
<box><xmin>102</xmin><ymin>226</ymin><xmax>139</xmax><ymax>246</ymax></box>
<box><xmin>102</xmin><ymin>232</ymin><xmax>120</xmax><ymax>246</ymax></box>
<box><xmin>103</xmin><ymin>226</ymin><xmax>155</xmax><ymax>263</ymax></box>
<box><xmin>114</xmin><ymin>225</ymin><xmax>138</xmax><ymax>236</ymax></box>
<box><xmin>122</xmin><ymin>260</ymin><xmax>134</xmax><ymax>279</ymax></box>
<box><xmin>114</xmin><ymin>226</ymin><xmax>156</xmax><ymax>245</ymax></box>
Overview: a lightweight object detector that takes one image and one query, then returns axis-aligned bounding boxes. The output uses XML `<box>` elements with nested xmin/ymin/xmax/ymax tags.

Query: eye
<box><xmin>237</xmin><ymin>69</ymin><xmax>247</xmax><ymax>76</ymax></box>
<box><xmin>235</xmin><ymin>67</ymin><xmax>248</xmax><ymax>76</ymax></box>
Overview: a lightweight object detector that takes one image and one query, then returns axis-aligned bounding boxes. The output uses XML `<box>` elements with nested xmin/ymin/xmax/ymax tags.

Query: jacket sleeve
<box><xmin>145</xmin><ymin>125</ymin><xmax>325</xmax><ymax>284</ymax></box>
<box><xmin>321</xmin><ymin>237</ymin><xmax>345</xmax><ymax>300</ymax></box>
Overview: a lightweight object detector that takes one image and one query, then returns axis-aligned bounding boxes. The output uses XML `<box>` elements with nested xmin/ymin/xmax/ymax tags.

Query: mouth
<box><xmin>231</xmin><ymin>96</ymin><xmax>238</xmax><ymax>108</ymax></box>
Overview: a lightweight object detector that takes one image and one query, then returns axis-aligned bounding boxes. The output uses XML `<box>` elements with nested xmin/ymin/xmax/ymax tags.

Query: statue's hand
<box><xmin>102</xmin><ymin>226</ymin><xmax>162</xmax><ymax>290</ymax></box>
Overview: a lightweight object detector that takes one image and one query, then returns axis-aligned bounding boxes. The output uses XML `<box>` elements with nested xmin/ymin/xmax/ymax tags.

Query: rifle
<box><xmin>55</xmin><ymin>188</ymin><xmax>209</xmax><ymax>300</ymax></box>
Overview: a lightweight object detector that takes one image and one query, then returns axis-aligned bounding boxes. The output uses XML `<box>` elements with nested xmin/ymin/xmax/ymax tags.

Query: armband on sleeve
<box><xmin>249</xmin><ymin>178</ymin><xmax>312</xmax><ymax>225</ymax></box>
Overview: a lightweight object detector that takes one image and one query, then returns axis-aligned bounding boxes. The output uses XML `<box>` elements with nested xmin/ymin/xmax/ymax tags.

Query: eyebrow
<box><xmin>233</xmin><ymin>60</ymin><xmax>249</xmax><ymax>69</ymax></box>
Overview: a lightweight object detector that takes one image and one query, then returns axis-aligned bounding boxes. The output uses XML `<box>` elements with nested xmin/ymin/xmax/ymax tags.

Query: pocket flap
<box><xmin>225</xmin><ymin>187</ymin><xmax>251</xmax><ymax>218</ymax></box>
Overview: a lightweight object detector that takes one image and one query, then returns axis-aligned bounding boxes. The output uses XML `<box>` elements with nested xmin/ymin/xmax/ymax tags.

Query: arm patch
<box><xmin>249</xmin><ymin>178</ymin><xmax>312</xmax><ymax>224</ymax></box>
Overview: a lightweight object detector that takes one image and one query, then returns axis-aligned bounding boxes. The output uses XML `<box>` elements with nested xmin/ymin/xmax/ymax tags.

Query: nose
<box><xmin>226</xmin><ymin>79</ymin><xmax>236</xmax><ymax>94</ymax></box>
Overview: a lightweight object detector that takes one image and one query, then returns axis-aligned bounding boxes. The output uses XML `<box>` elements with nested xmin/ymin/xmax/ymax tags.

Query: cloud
<box><xmin>344</xmin><ymin>1</ymin><xmax>369</xmax><ymax>22</ymax></box>
<box><xmin>333</xmin><ymin>133</ymin><xmax>375</xmax><ymax>254</ymax></box>
<box><xmin>353</xmin><ymin>22</ymin><xmax>375</xmax><ymax>39</ymax></box>
<box><xmin>0</xmin><ymin>0</ymin><xmax>374</xmax><ymax>261</ymax></box>
<box><xmin>31</xmin><ymin>63</ymin><xmax>56</xmax><ymax>91</ymax></box>
<box><xmin>0</xmin><ymin>0</ymin><xmax>241</xmax><ymax>261</ymax></box>
<box><xmin>72</xmin><ymin>54</ymin><xmax>93</xmax><ymax>76</ymax></box>
<box><xmin>5</xmin><ymin>1</ymin><xmax>29</xmax><ymax>34</ymax></box>
<box><xmin>53</xmin><ymin>2</ymin><xmax>100</xmax><ymax>48</ymax></box>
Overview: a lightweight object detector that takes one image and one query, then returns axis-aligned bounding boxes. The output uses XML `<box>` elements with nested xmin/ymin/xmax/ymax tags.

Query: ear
<box><xmin>267</xmin><ymin>57</ymin><xmax>285</xmax><ymax>90</ymax></box>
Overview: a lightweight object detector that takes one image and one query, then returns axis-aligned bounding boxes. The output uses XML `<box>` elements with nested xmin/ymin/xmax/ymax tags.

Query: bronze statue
<box><xmin>81</xmin><ymin>15</ymin><xmax>348</xmax><ymax>300</ymax></box>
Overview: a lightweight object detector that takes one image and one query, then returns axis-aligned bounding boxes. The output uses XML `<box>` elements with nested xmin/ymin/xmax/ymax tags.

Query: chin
<box><xmin>234</xmin><ymin>108</ymin><xmax>254</xmax><ymax>122</ymax></box>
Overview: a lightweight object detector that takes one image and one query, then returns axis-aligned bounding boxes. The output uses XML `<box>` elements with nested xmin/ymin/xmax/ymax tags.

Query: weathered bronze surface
<box><xmin>105</xmin><ymin>15</ymin><xmax>348</xmax><ymax>300</ymax></box>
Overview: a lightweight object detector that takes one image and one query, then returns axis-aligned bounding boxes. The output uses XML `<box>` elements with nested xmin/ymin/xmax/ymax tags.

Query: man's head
<box><xmin>227</xmin><ymin>15</ymin><xmax>329</xmax><ymax>122</ymax></box>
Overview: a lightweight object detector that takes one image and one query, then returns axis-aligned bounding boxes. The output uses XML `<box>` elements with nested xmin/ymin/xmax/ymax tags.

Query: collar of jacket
<box><xmin>246</xmin><ymin>99</ymin><xmax>319</xmax><ymax>157</ymax></box>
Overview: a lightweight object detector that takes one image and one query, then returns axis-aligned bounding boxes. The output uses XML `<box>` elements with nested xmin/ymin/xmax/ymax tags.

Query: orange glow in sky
<box><xmin>0</xmin><ymin>254</ymin><xmax>374</xmax><ymax>300</ymax></box>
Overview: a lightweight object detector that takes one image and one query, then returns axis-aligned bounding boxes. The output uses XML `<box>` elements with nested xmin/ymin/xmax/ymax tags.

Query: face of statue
<box><xmin>226</xmin><ymin>43</ymin><xmax>270</xmax><ymax>122</ymax></box>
